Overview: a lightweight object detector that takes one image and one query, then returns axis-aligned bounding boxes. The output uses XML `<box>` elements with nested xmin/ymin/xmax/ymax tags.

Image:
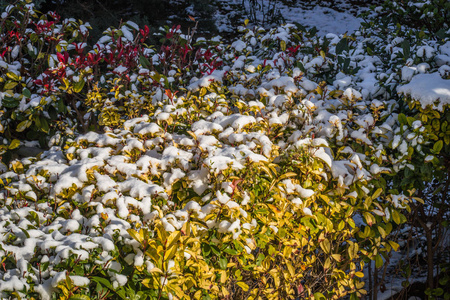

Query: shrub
<box><xmin>0</xmin><ymin>0</ymin><xmax>449</xmax><ymax>299</ymax></box>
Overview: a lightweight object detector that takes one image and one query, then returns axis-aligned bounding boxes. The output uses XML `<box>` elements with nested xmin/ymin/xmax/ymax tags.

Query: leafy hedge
<box><xmin>0</xmin><ymin>0</ymin><xmax>449</xmax><ymax>299</ymax></box>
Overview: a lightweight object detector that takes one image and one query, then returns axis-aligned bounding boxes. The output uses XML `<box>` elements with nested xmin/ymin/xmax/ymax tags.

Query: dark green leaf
<box><xmin>219</xmin><ymin>257</ymin><xmax>227</xmax><ymax>270</ymax></box>
<box><xmin>402</xmin><ymin>40</ymin><xmax>410</xmax><ymax>60</ymax></box>
<box><xmin>91</xmin><ymin>276</ymin><xmax>113</xmax><ymax>289</ymax></box>
<box><xmin>22</xmin><ymin>88</ymin><xmax>32</xmax><ymax>98</ymax></box>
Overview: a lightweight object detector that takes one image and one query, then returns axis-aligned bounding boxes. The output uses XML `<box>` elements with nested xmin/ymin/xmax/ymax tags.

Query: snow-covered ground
<box><xmin>212</xmin><ymin>0</ymin><xmax>371</xmax><ymax>36</ymax></box>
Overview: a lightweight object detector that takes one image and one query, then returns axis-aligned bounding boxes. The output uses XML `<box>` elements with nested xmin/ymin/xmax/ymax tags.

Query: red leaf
<box><xmin>297</xmin><ymin>283</ymin><xmax>304</xmax><ymax>295</ymax></box>
<box><xmin>56</xmin><ymin>52</ymin><xmax>65</xmax><ymax>63</ymax></box>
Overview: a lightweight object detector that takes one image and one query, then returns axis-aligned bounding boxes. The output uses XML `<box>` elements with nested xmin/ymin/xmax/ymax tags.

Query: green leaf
<box><xmin>433</xmin><ymin>140</ymin><xmax>443</xmax><ymax>154</ymax></box>
<box><xmin>22</xmin><ymin>88</ymin><xmax>31</xmax><ymax>98</ymax></box>
<box><xmin>336</xmin><ymin>37</ymin><xmax>349</xmax><ymax>55</ymax></box>
<box><xmin>398</xmin><ymin>113</ymin><xmax>407</xmax><ymax>125</ymax></box>
<box><xmin>38</xmin><ymin>116</ymin><xmax>49</xmax><ymax>133</ymax></box>
<box><xmin>223</xmin><ymin>248</ymin><xmax>238</xmax><ymax>255</ymax></box>
<box><xmin>115</xmin><ymin>288</ymin><xmax>128</xmax><ymax>300</ymax></box>
<box><xmin>256</xmin><ymin>253</ymin><xmax>264</xmax><ymax>266</ymax></box>
<box><xmin>433</xmin><ymin>288</ymin><xmax>444</xmax><ymax>296</ymax></box>
<box><xmin>2</xmin><ymin>97</ymin><xmax>19</xmax><ymax>108</ymax></box>
<box><xmin>91</xmin><ymin>277</ymin><xmax>113</xmax><ymax>289</ymax></box>
<box><xmin>69</xmin><ymin>295</ymin><xmax>91</xmax><ymax>300</ymax></box>
<box><xmin>402</xmin><ymin>40</ymin><xmax>410</xmax><ymax>60</ymax></box>
<box><xmin>219</xmin><ymin>257</ymin><xmax>227</xmax><ymax>270</ymax></box>
<box><xmin>139</xmin><ymin>55</ymin><xmax>152</xmax><ymax>69</ymax></box>
<box><xmin>58</xmin><ymin>99</ymin><xmax>67</xmax><ymax>113</ymax></box>
<box><xmin>314</xmin><ymin>292</ymin><xmax>326</xmax><ymax>300</ymax></box>
<box><xmin>20</xmin><ymin>228</ymin><xmax>30</xmax><ymax>238</ymax></box>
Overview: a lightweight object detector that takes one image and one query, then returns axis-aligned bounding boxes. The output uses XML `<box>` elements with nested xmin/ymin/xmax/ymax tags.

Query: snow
<box><xmin>113</xmin><ymin>65</ymin><xmax>128</xmax><ymax>73</ymax></box>
<box><xmin>296</xmin><ymin>185</ymin><xmax>315</xmax><ymax>199</ymax></box>
<box><xmin>121</xmin><ymin>25</ymin><xmax>134</xmax><ymax>42</ymax></box>
<box><xmin>398</xmin><ymin>72</ymin><xmax>450</xmax><ymax>111</ymax></box>
<box><xmin>70</xmin><ymin>276</ymin><xmax>90</xmax><ymax>287</ymax></box>
<box><xmin>303</xmin><ymin>207</ymin><xmax>313</xmax><ymax>216</ymax></box>
<box><xmin>1</xmin><ymin>1</ymin><xmax>449</xmax><ymax>298</ymax></box>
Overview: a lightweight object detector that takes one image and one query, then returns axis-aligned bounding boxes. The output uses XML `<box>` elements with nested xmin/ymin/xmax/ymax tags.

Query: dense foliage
<box><xmin>0</xmin><ymin>0</ymin><xmax>449</xmax><ymax>299</ymax></box>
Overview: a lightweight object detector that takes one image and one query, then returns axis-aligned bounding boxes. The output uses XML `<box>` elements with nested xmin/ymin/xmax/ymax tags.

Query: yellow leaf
<box><xmin>278</xmin><ymin>172</ymin><xmax>297</xmax><ymax>181</ymax></box>
<box><xmin>8</xmin><ymin>139</ymin><xmax>20</xmax><ymax>150</ymax></box>
<box><xmin>127</xmin><ymin>228</ymin><xmax>144</xmax><ymax>244</ymax></box>
<box><xmin>181</xmin><ymin>221</ymin><xmax>190</xmax><ymax>238</ymax></box>
<box><xmin>348</xmin><ymin>241</ymin><xmax>359</xmax><ymax>260</ymax></box>
<box><xmin>164</xmin><ymin>245</ymin><xmax>177</xmax><ymax>261</ymax></box>
<box><xmin>166</xmin><ymin>231</ymin><xmax>181</xmax><ymax>249</ymax></box>
<box><xmin>220</xmin><ymin>270</ymin><xmax>227</xmax><ymax>284</ymax></box>
<box><xmin>4</xmin><ymin>81</ymin><xmax>18</xmax><ymax>90</ymax></box>
<box><xmin>222</xmin><ymin>286</ymin><xmax>230</xmax><ymax>296</ymax></box>
<box><xmin>372</xmin><ymin>188</ymin><xmax>382</xmax><ymax>200</ymax></box>
<box><xmin>269</xmin><ymin>269</ymin><xmax>280</xmax><ymax>288</ymax></box>
<box><xmin>283</xmin><ymin>246</ymin><xmax>292</xmax><ymax>258</ymax></box>
<box><xmin>355</xmin><ymin>271</ymin><xmax>364</xmax><ymax>278</ymax></box>
<box><xmin>378</xmin><ymin>226</ymin><xmax>386</xmax><ymax>239</ymax></box>
<box><xmin>259</xmin><ymin>164</ymin><xmax>274</xmax><ymax>180</ymax></box>
<box><xmin>320</xmin><ymin>194</ymin><xmax>330</xmax><ymax>204</ymax></box>
<box><xmin>320</xmin><ymin>50</ymin><xmax>326</xmax><ymax>59</ymax></box>
<box><xmin>320</xmin><ymin>239</ymin><xmax>331</xmax><ymax>254</ymax></box>
<box><xmin>187</xmin><ymin>130</ymin><xmax>197</xmax><ymax>140</ymax></box>
<box><xmin>11</xmin><ymin>161</ymin><xmax>24</xmax><ymax>173</ymax></box>
<box><xmin>142</xmin><ymin>278</ymin><xmax>151</xmax><ymax>288</ymax></box>
<box><xmin>388</xmin><ymin>240</ymin><xmax>400</xmax><ymax>252</ymax></box>
<box><xmin>149</xmin><ymin>267</ymin><xmax>163</xmax><ymax>274</ymax></box>
<box><xmin>237</xmin><ymin>281</ymin><xmax>249</xmax><ymax>292</ymax></box>
<box><xmin>323</xmin><ymin>257</ymin><xmax>331</xmax><ymax>270</ymax></box>
<box><xmin>156</xmin><ymin>223</ymin><xmax>167</xmax><ymax>241</ymax></box>
<box><xmin>412</xmin><ymin>197</ymin><xmax>424</xmax><ymax>204</ymax></box>
<box><xmin>316</xmin><ymin>85</ymin><xmax>323</xmax><ymax>96</ymax></box>
<box><xmin>391</xmin><ymin>209</ymin><xmax>401</xmax><ymax>225</ymax></box>
<box><xmin>286</xmin><ymin>262</ymin><xmax>295</xmax><ymax>277</ymax></box>
<box><xmin>331</xmin><ymin>254</ymin><xmax>341</xmax><ymax>261</ymax></box>
<box><xmin>192</xmin><ymin>290</ymin><xmax>202</xmax><ymax>299</ymax></box>
<box><xmin>6</xmin><ymin>72</ymin><xmax>20</xmax><ymax>81</ymax></box>
<box><xmin>145</xmin><ymin>247</ymin><xmax>160</xmax><ymax>262</ymax></box>
<box><xmin>267</xmin><ymin>203</ymin><xmax>281</xmax><ymax>215</ymax></box>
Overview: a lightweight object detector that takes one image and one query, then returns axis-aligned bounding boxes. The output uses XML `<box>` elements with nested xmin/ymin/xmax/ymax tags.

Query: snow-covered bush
<box><xmin>358</xmin><ymin>0</ymin><xmax>450</xmax><ymax>297</ymax></box>
<box><xmin>0</xmin><ymin>71</ymin><xmax>408</xmax><ymax>298</ymax></box>
<box><xmin>0</xmin><ymin>1</ymin><xmax>90</xmax><ymax>155</ymax></box>
<box><xmin>0</xmin><ymin>1</ymin><xmax>221</xmax><ymax>159</ymax></box>
<box><xmin>362</xmin><ymin>0</ymin><xmax>449</xmax><ymax>39</ymax></box>
<box><xmin>0</xmin><ymin>0</ymin><xmax>449</xmax><ymax>299</ymax></box>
